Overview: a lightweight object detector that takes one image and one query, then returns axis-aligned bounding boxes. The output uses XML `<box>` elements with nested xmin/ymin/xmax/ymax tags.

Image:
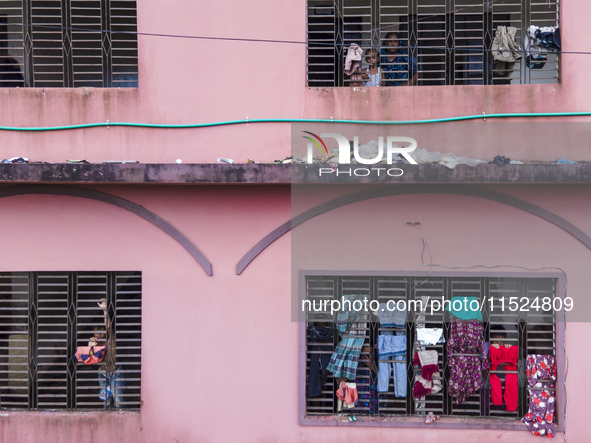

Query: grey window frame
<box><xmin>306</xmin><ymin>0</ymin><xmax>560</xmax><ymax>87</ymax></box>
<box><xmin>0</xmin><ymin>0</ymin><xmax>139</xmax><ymax>88</ymax></box>
<box><xmin>299</xmin><ymin>270</ymin><xmax>566</xmax><ymax>431</ymax></box>
<box><xmin>0</xmin><ymin>271</ymin><xmax>142</xmax><ymax>411</ymax></box>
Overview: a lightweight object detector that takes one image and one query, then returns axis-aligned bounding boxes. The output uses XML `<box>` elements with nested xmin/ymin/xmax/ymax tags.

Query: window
<box><xmin>307</xmin><ymin>0</ymin><xmax>559</xmax><ymax>86</ymax></box>
<box><xmin>0</xmin><ymin>0</ymin><xmax>138</xmax><ymax>87</ymax></box>
<box><xmin>303</xmin><ymin>275</ymin><xmax>563</xmax><ymax>428</ymax></box>
<box><xmin>0</xmin><ymin>271</ymin><xmax>141</xmax><ymax>410</ymax></box>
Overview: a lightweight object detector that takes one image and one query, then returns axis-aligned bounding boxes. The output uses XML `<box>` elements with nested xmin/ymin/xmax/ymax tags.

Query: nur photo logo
<box><xmin>301</xmin><ymin>131</ymin><xmax>418</xmax><ymax>177</ymax></box>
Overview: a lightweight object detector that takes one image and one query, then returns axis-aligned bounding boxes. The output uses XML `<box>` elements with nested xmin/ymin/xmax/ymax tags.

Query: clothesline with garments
<box><xmin>307</xmin><ymin>292</ymin><xmax>558</xmax><ymax>436</ymax></box>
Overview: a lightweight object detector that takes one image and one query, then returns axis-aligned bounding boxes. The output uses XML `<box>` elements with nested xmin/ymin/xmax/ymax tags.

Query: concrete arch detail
<box><xmin>0</xmin><ymin>185</ymin><xmax>213</xmax><ymax>276</ymax></box>
<box><xmin>236</xmin><ymin>185</ymin><xmax>591</xmax><ymax>275</ymax></box>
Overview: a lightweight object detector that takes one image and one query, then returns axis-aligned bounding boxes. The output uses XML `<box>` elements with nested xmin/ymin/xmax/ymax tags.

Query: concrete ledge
<box><xmin>0</xmin><ymin>163</ymin><xmax>590</xmax><ymax>184</ymax></box>
<box><xmin>0</xmin><ymin>163</ymin><xmax>292</xmax><ymax>184</ymax></box>
<box><xmin>293</xmin><ymin>163</ymin><xmax>591</xmax><ymax>184</ymax></box>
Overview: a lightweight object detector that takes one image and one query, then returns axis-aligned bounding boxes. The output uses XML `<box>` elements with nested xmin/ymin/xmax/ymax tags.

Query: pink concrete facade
<box><xmin>0</xmin><ymin>0</ymin><xmax>590</xmax><ymax>442</ymax></box>
<box><xmin>0</xmin><ymin>0</ymin><xmax>590</xmax><ymax>163</ymax></box>
<box><xmin>0</xmin><ymin>186</ymin><xmax>588</xmax><ymax>442</ymax></box>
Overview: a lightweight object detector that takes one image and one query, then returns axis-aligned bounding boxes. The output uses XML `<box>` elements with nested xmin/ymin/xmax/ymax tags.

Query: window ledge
<box><xmin>0</xmin><ymin>410</ymin><xmax>139</xmax><ymax>417</ymax></box>
<box><xmin>302</xmin><ymin>414</ymin><xmax>561</xmax><ymax>431</ymax></box>
<box><xmin>306</xmin><ymin>84</ymin><xmax>561</xmax><ymax>90</ymax></box>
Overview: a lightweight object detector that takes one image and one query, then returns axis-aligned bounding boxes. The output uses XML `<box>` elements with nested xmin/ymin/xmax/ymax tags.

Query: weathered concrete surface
<box><xmin>0</xmin><ymin>163</ymin><xmax>589</xmax><ymax>184</ymax></box>
<box><xmin>0</xmin><ymin>163</ymin><xmax>292</xmax><ymax>184</ymax></box>
<box><xmin>0</xmin><ymin>411</ymin><xmax>141</xmax><ymax>443</ymax></box>
<box><xmin>292</xmin><ymin>163</ymin><xmax>591</xmax><ymax>184</ymax></box>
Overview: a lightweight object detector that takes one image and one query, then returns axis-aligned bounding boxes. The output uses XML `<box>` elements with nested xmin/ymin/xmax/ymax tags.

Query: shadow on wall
<box><xmin>0</xmin><ymin>16</ymin><xmax>23</xmax><ymax>88</ymax></box>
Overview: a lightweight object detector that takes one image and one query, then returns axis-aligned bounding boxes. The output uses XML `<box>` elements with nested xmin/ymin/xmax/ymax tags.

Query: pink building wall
<box><xmin>0</xmin><ymin>185</ymin><xmax>588</xmax><ymax>442</ymax></box>
<box><xmin>0</xmin><ymin>0</ymin><xmax>589</xmax><ymax>441</ymax></box>
<box><xmin>0</xmin><ymin>0</ymin><xmax>590</xmax><ymax>163</ymax></box>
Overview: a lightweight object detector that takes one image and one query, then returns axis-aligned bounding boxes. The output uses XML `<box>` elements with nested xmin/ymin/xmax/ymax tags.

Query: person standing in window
<box><xmin>95</xmin><ymin>298</ymin><xmax>125</xmax><ymax>408</ymax></box>
<box><xmin>380</xmin><ymin>32</ymin><xmax>418</xmax><ymax>87</ymax></box>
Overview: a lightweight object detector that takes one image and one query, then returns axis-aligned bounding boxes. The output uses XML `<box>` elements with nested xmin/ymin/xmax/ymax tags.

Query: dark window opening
<box><xmin>307</xmin><ymin>0</ymin><xmax>559</xmax><ymax>87</ymax></box>
<box><xmin>0</xmin><ymin>271</ymin><xmax>142</xmax><ymax>411</ymax></box>
<box><xmin>0</xmin><ymin>1</ymin><xmax>138</xmax><ymax>88</ymax></box>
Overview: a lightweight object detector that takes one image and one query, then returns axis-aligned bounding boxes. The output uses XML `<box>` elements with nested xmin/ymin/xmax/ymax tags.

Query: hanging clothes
<box><xmin>447</xmin><ymin>319</ymin><xmax>488</xmax><ymax>404</ymax></box>
<box><xmin>336</xmin><ymin>381</ymin><xmax>358</xmax><ymax>410</ymax></box>
<box><xmin>412</xmin><ymin>350</ymin><xmax>442</xmax><ymax>399</ymax></box>
<box><xmin>415</xmin><ymin>295</ymin><xmax>430</xmax><ymax>328</ymax></box>
<box><xmin>489</xmin><ymin>344</ymin><xmax>519</xmax><ymax>412</ymax></box>
<box><xmin>492</xmin><ymin>26</ymin><xmax>522</xmax><ymax>77</ymax></box>
<box><xmin>524</xmin><ymin>26</ymin><xmax>560</xmax><ymax>69</ymax></box>
<box><xmin>492</xmin><ymin>26</ymin><xmax>522</xmax><ymax>63</ymax></box>
<box><xmin>354</xmin><ymin>367</ymin><xmax>380</xmax><ymax>413</ymax></box>
<box><xmin>522</xmin><ymin>354</ymin><xmax>557</xmax><ymax>438</ymax></box>
<box><xmin>447</xmin><ymin>296</ymin><xmax>483</xmax><ymax>321</ymax></box>
<box><xmin>327</xmin><ymin>294</ymin><xmax>368</xmax><ymax>380</ymax></box>
<box><xmin>373</xmin><ymin>302</ymin><xmax>406</xmax><ymax>328</ymax></box>
<box><xmin>376</xmin><ymin>334</ymin><xmax>407</xmax><ymax>397</ymax></box>
<box><xmin>73</xmin><ymin>346</ymin><xmax>106</xmax><ymax>365</ymax></box>
<box><xmin>413</xmin><ymin>350</ymin><xmax>439</xmax><ymax>381</ymax></box>
<box><xmin>416</xmin><ymin>327</ymin><xmax>444</xmax><ymax>346</ymax></box>
<box><xmin>326</xmin><ymin>337</ymin><xmax>364</xmax><ymax>380</ymax></box>
<box><xmin>354</xmin><ymin>348</ymin><xmax>381</xmax><ymax>414</ymax></box>
<box><xmin>344</xmin><ymin>43</ymin><xmax>364</xmax><ymax>87</ymax></box>
<box><xmin>307</xmin><ymin>325</ymin><xmax>333</xmax><ymax>398</ymax></box>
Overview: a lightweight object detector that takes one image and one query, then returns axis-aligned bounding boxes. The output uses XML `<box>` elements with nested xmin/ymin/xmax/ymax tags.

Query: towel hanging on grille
<box><xmin>492</xmin><ymin>26</ymin><xmax>522</xmax><ymax>63</ymax></box>
<box><xmin>413</xmin><ymin>350</ymin><xmax>439</xmax><ymax>381</ymax></box>
<box><xmin>73</xmin><ymin>345</ymin><xmax>106</xmax><ymax>365</ymax></box>
<box><xmin>344</xmin><ymin>43</ymin><xmax>364</xmax><ymax>87</ymax></box>
<box><xmin>413</xmin><ymin>350</ymin><xmax>442</xmax><ymax>399</ymax></box>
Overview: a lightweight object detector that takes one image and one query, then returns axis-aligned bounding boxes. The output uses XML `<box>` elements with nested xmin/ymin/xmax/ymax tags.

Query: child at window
<box><xmin>362</xmin><ymin>48</ymin><xmax>381</xmax><ymax>87</ymax></box>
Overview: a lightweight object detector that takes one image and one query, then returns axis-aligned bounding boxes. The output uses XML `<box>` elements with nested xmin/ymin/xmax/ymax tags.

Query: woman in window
<box><xmin>381</xmin><ymin>32</ymin><xmax>418</xmax><ymax>87</ymax></box>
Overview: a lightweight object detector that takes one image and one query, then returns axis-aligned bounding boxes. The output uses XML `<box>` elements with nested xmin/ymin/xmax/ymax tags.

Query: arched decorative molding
<box><xmin>0</xmin><ymin>185</ymin><xmax>213</xmax><ymax>276</ymax></box>
<box><xmin>236</xmin><ymin>184</ymin><xmax>591</xmax><ymax>274</ymax></box>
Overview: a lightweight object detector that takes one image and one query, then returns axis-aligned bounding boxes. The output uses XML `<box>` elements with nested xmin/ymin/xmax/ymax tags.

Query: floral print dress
<box><xmin>522</xmin><ymin>354</ymin><xmax>557</xmax><ymax>438</ymax></box>
<box><xmin>446</xmin><ymin>319</ymin><xmax>488</xmax><ymax>404</ymax></box>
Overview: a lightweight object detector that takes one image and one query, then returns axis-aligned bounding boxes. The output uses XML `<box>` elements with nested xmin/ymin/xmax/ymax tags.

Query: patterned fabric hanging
<box><xmin>522</xmin><ymin>354</ymin><xmax>557</xmax><ymax>438</ymax></box>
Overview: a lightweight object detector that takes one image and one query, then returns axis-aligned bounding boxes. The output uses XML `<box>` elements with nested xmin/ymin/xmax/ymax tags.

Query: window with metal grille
<box><xmin>0</xmin><ymin>271</ymin><xmax>141</xmax><ymax>410</ymax></box>
<box><xmin>307</xmin><ymin>0</ymin><xmax>559</xmax><ymax>86</ymax></box>
<box><xmin>304</xmin><ymin>275</ymin><xmax>560</xmax><ymax>425</ymax></box>
<box><xmin>0</xmin><ymin>0</ymin><xmax>138</xmax><ymax>87</ymax></box>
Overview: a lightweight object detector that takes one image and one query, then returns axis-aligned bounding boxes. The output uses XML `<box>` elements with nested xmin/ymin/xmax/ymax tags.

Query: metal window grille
<box><xmin>0</xmin><ymin>271</ymin><xmax>141</xmax><ymax>411</ymax></box>
<box><xmin>305</xmin><ymin>275</ymin><xmax>557</xmax><ymax>420</ymax></box>
<box><xmin>307</xmin><ymin>0</ymin><xmax>559</xmax><ymax>86</ymax></box>
<box><xmin>0</xmin><ymin>0</ymin><xmax>138</xmax><ymax>87</ymax></box>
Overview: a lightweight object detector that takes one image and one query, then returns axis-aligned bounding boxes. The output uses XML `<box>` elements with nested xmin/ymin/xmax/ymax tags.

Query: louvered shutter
<box><xmin>0</xmin><ymin>271</ymin><xmax>141</xmax><ymax>411</ymax></box>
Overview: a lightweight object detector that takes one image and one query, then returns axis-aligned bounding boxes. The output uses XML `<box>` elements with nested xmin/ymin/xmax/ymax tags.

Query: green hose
<box><xmin>1</xmin><ymin>112</ymin><xmax>590</xmax><ymax>132</ymax></box>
